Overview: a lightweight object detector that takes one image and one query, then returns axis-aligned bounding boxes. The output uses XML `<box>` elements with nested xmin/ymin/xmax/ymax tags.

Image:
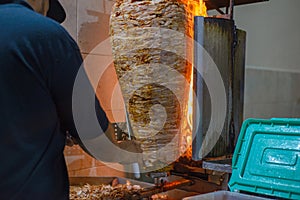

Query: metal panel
<box><xmin>192</xmin><ymin>17</ymin><xmax>245</xmax><ymax>160</ymax></box>
<box><xmin>69</xmin><ymin>176</ymin><xmax>151</xmax><ymax>186</ymax></box>
<box><xmin>69</xmin><ymin>176</ymin><xmax>200</xmax><ymax>199</ymax></box>
<box><xmin>233</xmin><ymin>29</ymin><xmax>246</xmax><ymax>147</ymax></box>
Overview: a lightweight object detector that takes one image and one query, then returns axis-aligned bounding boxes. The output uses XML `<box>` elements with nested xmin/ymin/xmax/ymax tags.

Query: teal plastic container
<box><xmin>229</xmin><ymin>118</ymin><xmax>300</xmax><ymax>199</ymax></box>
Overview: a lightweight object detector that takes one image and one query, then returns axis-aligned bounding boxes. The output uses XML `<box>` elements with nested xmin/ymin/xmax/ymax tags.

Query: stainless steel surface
<box><xmin>149</xmin><ymin>172</ymin><xmax>169</xmax><ymax>186</ymax></box>
<box><xmin>193</xmin><ymin>17</ymin><xmax>246</xmax><ymax>159</ymax></box>
<box><xmin>134</xmin><ymin>179</ymin><xmax>194</xmax><ymax>200</ymax></box>
<box><xmin>202</xmin><ymin>159</ymin><xmax>232</xmax><ymax>173</ymax></box>
<box><xmin>175</xmin><ymin>176</ymin><xmax>228</xmax><ymax>194</ymax></box>
<box><xmin>183</xmin><ymin>191</ymin><xmax>271</xmax><ymax>200</ymax></box>
<box><xmin>69</xmin><ymin>176</ymin><xmax>152</xmax><ymax>187</ymax></box>
<box><xmin>233</xmin><ymin>29</ymin><xmax>246</xmax><ymax>146</ymax></box>
<box><xmin>192</xmin><ymin>17</ymin><xmax>246</xmax><ymax>160</ymax></box>
<box><xmin>69</xmin><ymin>176</ymin><xmax>199</xmax><ymax>200</ymax></box>
<box><xmin>124</xmin><ymin>106</ymin><xmax>134</xmax><ymax>140</ymax></box>
<box><xmin>125</xmin><ymin>106</ymin><xmax>141</xmax><ymax>179</ymax></box>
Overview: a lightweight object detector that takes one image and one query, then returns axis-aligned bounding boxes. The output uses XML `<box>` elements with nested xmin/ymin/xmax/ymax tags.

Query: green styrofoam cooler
<box><xmin>228</xmin><ymin>118</ymin><xmax>300</xmax><ymax>199</ymax></box>
<box><xmin>183</xmin><ymin>118</ymin><xmax>300</xmax><ymax>200</ymax></box>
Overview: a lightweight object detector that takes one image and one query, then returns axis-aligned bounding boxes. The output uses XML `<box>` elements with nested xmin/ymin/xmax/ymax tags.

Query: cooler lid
<box><xmin>228</xmin><ymin>118</ymin><xmax>300</xmax><ymax>199</ymax></box>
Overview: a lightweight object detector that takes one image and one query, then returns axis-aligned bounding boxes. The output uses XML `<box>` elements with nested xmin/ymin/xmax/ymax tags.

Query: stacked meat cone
<box><xmin>110</xmin><ymin>0</ymin><xmax>191</xmax><ymax>170</ymax></box>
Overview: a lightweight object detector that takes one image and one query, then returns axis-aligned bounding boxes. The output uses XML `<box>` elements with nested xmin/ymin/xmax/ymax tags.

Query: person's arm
<box><xmin>46</xmin><ymin>27</ymin><xmax>142</xmax><ymax>163</ymax></box>
<box><xmin>48</xmin><ymin>40</ymin><xmax>95</xmax><ymax>138</ymax></box>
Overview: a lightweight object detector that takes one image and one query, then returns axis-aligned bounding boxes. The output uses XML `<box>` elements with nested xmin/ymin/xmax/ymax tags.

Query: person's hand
<box><xmin>104</xmin><ymin>123</ymin><xmax>143</xmax><ymax>164</ymax></box>
<box><xmin>78</xmin><ymin>122</ymin><xmax>144</xmax><ymax>165</ymax></box>
<box><xmin>116</xmin><ymin>140</ymin><xmax>143</xmax><ymax>153</ymax></box>
<box><xmin>115</xmin><ymin>139</ymin><xmax>143</xmax><ymax>164</ymax></box>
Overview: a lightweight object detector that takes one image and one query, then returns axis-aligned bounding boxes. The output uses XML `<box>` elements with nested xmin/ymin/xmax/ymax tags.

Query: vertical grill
<box><xmin>192</xmin><ymin>17</ymin><xmax>246</xmax><ymax>160</ymax></box>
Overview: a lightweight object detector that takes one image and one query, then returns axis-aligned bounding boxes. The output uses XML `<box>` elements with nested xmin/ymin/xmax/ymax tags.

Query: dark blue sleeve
<box><xmin>44</xmin><ymin>26</ymin><xmax>109</xmax><ymax>141</ymax></box>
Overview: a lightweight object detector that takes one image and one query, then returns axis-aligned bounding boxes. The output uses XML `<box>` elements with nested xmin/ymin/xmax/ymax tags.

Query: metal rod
<box><xmin>192</xmin><ymin>16</ymin><xmax>204</xmax><ymax>161</ymax></box>
<box><xmin>124</xmin><ymin>106</ymin><xmax>141</xmax><ymax>179</ymax></box>
<box><xmin>132</xmin><ymin>179</ymin><xmax>194</xmax><ymax>200</ymax></box>
<box><xmin>216</xmin><ymin>8</ymin><xmax>225</xmax><ymax>15</ymax></box>
<box><xmin>229</xmin><ymin>0</ymin><xmax>234</xmax><ymax>20</ymax></box>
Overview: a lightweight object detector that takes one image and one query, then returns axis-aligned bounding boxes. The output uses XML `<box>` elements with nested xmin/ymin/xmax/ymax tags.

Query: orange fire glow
<box><xmin>180</xmin><ymin>0</ymin><xmax>207</xmax><ymax>158</ymax></box>
<box><xmin>186</xmin><ymin>0</ymin><xmax>207</xmax><ymax>17</ymax></box>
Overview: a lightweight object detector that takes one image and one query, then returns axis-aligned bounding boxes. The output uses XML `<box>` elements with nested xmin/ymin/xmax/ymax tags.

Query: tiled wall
<box><xmin>61</xmin><ymin>0</ymin><xmax>124</xmax><ymax>122</ymax></box>
<box><xmin>64</xmin><ymin>146</ymin><xmax>124</xmax><ymax>177</ymax></box>
<box><xmin>61</xmin><ymin>0</ymin><xmax>126</xmax><ymax>177</ymax></box>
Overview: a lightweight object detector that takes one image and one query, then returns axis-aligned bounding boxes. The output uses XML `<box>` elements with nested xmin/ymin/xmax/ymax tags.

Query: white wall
<box><xmin>233</xmin><ymin>0</ymin><xmax>300</xmax><ymax>119</ymax></box>
<box><xmin>235</xmin><ymin>0</ymin><xmax>300</xmax><ymax>71</ymax></box>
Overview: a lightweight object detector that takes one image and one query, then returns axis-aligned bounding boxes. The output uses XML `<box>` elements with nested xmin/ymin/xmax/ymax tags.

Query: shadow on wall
<box><xmin>78</xmin><ymin>10</ymin><xmax>111</xmax><ymax>56</ymax></box>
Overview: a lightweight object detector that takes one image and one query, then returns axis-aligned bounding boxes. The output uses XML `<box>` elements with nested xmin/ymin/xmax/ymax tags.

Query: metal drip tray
<box><xmin>69</xmin><ymin>177</ymin><xmax>198</xmax><ymax>200</ymax></box>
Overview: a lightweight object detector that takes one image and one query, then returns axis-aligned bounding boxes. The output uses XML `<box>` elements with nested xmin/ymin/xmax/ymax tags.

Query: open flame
<box><xmin>180</xmin><ymin>0</ymin><xmax>207</xmax><ymax>158</ymax></box>
<box><xmin>186</xmin><ymin>0</ymin><xmax>207</xmax><ymax>17</ymax></box>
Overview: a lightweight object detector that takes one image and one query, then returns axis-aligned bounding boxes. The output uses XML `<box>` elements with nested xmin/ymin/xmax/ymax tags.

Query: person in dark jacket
<box><xmin>0</xmin><ymin>0</ymin><xmax>141</xmax><ymax>199</ymax></box>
